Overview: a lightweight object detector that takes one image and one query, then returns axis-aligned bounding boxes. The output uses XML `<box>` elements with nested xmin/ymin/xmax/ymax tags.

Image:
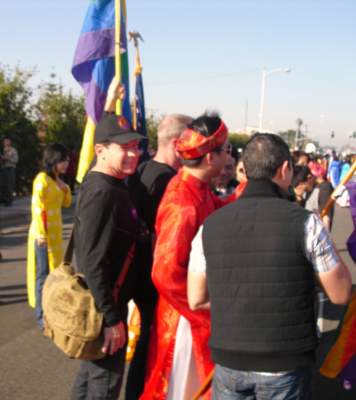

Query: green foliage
<box><xmin>145</xmin><ymin>111</ymin><xmax>162</xmax><ymax>152</ymax></box>
<box><xmin>228</xmin><ymin>133</ymin><xmax>250</xmax><ymax>150</ymax></box>
<box><xmin>0</xmin><ymin>65</ymin><xmax>40</xmax><ymax>194</ymax></box>
<box><xmin>0</xmin><ymin>67</ymin><xmax>86</xmax><ymax>194</ymax></box>
<box><xmin>35</xmin><ymin>74</ymin><xmax>86</xmax><ymax>150</ymax></box>
<box><xmin>279</xmin><ymin>129</ymin><xmax>296</xmax><ymax>148</ymax></box>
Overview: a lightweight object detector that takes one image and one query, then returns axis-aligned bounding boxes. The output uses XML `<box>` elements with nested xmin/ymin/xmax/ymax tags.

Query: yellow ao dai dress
<box><xmin>27</xmin><ymin>172</ymin><xmax>72</xmax><ymax>308</ymax></box>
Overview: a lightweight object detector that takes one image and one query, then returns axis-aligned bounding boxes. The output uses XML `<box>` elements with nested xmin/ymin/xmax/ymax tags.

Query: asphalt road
<box><xmin>0</xmin><ymin>198</ymin><xmax>356</xmax><ymax>399</ymax></box>
<box><xmin>0</xmin><ymin>202</ymin><xmax>80</xmax><ymax>400</ymax></box>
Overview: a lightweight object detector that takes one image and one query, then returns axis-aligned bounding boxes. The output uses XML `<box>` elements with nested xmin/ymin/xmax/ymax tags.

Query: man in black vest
<box><xmin>187</xmin><ymin>133</ymin><xmax>352</xmax><ymax>400</ymax></box>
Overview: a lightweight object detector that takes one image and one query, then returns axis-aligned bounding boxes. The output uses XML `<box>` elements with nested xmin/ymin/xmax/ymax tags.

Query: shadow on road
<box><xmin>0</xmin><ymin>232</ymin><xmax>27</xmax><ymax>248</ymax></box>
<box><xmin>1</xmin><ymin>257</ymin><xmax>26</xmax><ymax>263</ymax></box>
<box><xmin>0</xmin><ymin>284</ymin><xmax>26</xmax><ymax>291</ymax></box>
<box><xmin>0</xmin><ymin>297</ymin><xmax>28</xmax><ymax>306</ymax></box>
<box><xmin>0</xmin><ymin>283</ymin><xmax>27</xmax><ymax>306</ymax></box>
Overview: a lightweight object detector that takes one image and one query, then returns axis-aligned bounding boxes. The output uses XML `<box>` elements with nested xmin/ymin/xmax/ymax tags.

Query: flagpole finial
<box><xmin>129</xmin><ymin>31</ymin><xmax>144</xmax><ymax>75</ymax></box>
<box><xmin>129</xmin><ymin>31</ymin><xmax>144</xmax><ymax>48</ymax></box>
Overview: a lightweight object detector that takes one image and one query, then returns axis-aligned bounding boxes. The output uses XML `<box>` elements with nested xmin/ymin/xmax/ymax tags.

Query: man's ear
<box><xmin>94</xmin><ymin>143</ymin><xmax>105</xmax><ymax>157</ymax></box>
<box><xmin>205</xmin><ymin>152</ymin><xmax>214</xmax><ymax>166</ymax></box>
<box><xmin>281</xmin><ymin>160</ymin><xmax>291</xmax><ymax>180</ymax></box>
<box><xmin>274</xmin><ymin>160</ymin><xmax>290</xmax><ymax>181</ymax></box>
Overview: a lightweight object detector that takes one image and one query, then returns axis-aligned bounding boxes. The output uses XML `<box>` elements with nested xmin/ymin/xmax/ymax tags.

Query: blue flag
<box><xmin>135</xmin><ymin>73</ymin><xmax>147</xmax><ymax>138</ymax></box>
<box><xmin>133</xmin><ymin>61</ymin><xmax>148</xmax><ymax>156</ymax></box>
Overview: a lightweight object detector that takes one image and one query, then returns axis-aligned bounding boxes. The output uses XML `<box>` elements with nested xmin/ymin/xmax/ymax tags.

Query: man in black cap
<box><xmin>71</xmin><ymin>79</ymin><xmax>144</xmax><ymax>400</ymax></box>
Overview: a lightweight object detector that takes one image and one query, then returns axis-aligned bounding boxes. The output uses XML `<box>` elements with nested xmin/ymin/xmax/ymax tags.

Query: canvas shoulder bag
<box><xmin>42</xmin><ymin>229</ymin><xmax>135</xmax><ymax>360</ymax></box>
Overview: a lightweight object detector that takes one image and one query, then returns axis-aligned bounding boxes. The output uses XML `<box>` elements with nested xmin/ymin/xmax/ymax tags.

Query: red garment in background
<box><xmin>140</xmin><ymin>169</ymin><xmax>246</xmax><ymax>400</ymax></box>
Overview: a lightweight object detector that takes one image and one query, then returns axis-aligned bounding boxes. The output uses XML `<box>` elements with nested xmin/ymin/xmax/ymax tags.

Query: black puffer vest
<box><xmin>203</xmin><ymin>179</ymin><xmax>317</xmax><ymax>372</ymax></box>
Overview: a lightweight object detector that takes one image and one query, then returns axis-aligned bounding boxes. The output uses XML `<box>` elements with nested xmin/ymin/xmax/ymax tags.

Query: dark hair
<box><xmin>344</xmin><ymin>155</ymin><xmax>352</xmax><ymax>164</ymax></box>
<box><xmin>297</xmin><ymin>151</ymin><xmax>309</xmax><ymax>164</ymax></box>
<box><xmin>308</xmin><ymin>154</ymin><xmax>316</xmax><ymax>162</ymax></box>
<box><xmin>180</xmin><ymin>111</ymin><xmax>223</xmax><ymax>167</ymax></box>
<box><xmin>230</xmin><ymin>146</ymin><xmax>239</xmax><ymax>163</ymax></box>
<box><xmin>292</xmin><ymin>165</ymin><xmax>311</xmax><ymax>188</ymax></box>
<box><xmin>43</xmin><ymin>143</ymin><xmax>68</xmax><ymax>179</ymax></box>
<box><xmin>242</xmin><ymin>133</ymin><xmax>291</xmax><ymax>179</ymax></box>
<box><xmin>292</xmin><ymin>150</ymin><xmax>301</xmax><ymax>165</ymax></box>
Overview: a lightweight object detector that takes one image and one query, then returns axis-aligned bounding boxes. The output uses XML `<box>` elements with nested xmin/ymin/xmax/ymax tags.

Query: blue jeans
<box><xmin>212</xmin><ymin>364</ymin><xmax>312</xmax><ymax>400</ymax></box>
<box><xmin>35</xmin><ymin>242</ymin><xmax>49</xmax><ymax>329</ymax></box>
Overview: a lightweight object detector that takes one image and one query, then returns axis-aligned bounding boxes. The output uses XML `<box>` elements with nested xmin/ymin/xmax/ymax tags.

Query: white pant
<box><xmin>167</xmin><ymin>316</ymin><xmax>200</xmax><ymax>400</ymax></box>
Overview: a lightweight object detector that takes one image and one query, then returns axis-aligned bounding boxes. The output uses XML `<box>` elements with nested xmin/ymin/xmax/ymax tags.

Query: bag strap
<box><xmin>64</xmin><ymin>192</ymin><xmax>82</xmax><ymax>264</ymax></box>
<box><xmin>63</xmin><ymin>228</ymin><xmax>75</xmax><ymax>263</ymax></box>
<box><xmin>112</xmin><ymin>243</ymin><xmax>136</xmax><ymax>303</ymax></box>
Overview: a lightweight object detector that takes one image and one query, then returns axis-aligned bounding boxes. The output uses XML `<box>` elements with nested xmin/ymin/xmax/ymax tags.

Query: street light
<box><xmin>258</xmin><ymin>67</ymin><xmax>291</xmax><ymax>131</ymax></box>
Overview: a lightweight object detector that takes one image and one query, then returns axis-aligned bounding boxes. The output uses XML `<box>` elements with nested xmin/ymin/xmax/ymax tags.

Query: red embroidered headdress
<box><xmin>176</xmin><ymin>121</ymin><xmax>228</xmax><ymax>160</ymax></box>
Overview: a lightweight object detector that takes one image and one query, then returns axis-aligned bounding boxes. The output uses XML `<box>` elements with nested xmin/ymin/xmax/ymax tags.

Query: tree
<box><xmin>228</xmin><ymin>133</ymin><xmax>250</xmax><ymax>150</ymax></box>
<box><xmin>279</xmin><ymin>129</ymin><xmax>320</xmax><ymax>152</ymax></box>
<box><xmin>145</xmin><ymin>111</ymin><xmax>162</xmax><ymax>152</ymax></box>
<box><xmin>0</xmin><ymin>65</ymin><xmax>40</xmax><ymax>194</ymax></box>
<box><xmin>35</xmin><ymin>74</ymin><xmax>86</xmax><ymax>151</ymax></box>
<box><xmin>279</xmin><ymin>129</ymin><xmax>296</xmax><ymax>148</ymax></box>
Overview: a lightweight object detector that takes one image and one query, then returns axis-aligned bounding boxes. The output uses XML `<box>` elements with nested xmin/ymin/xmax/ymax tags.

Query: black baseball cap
<box><xmin>94</xmin><ymin>112</ymin><xmax>144</xmax><ymax>145</ymax></box>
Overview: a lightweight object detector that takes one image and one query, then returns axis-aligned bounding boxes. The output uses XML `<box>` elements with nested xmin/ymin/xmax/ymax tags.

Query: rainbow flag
<box><xmin>320</xmin><ymin>291</ymin><xmax>356</xmax><ymax>382</ymax></box>
<box><xmin>72</xmin><ymin>0</ymin><xmax>131</xmax><ymax>182</ymax></box>
<box><xmin>320</xmin><ymin>183</ymin><xmax>356</xmax><ymax>387</ymax></box>
<box><xmin>346</xmin><ymin>182</ymin><xmax>356</xmax><ymax>262</ymax></box>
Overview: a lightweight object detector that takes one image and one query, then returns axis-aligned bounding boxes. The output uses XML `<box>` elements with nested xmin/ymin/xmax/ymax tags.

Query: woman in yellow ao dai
<box><xmin>27</xmin><ymin>144</ymin><xmax>71</xmax><ymax>327</ymax></box>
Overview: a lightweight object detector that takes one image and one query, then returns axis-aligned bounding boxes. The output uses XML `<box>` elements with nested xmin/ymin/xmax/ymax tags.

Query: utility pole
<box><xmin>258</xmin><ymin>67</ymin><xmax>291</xmax><ymax>131</ymax></box>
<box><xmin>295</xmin><ymin>118</ymin><xmax>303</xmax><ymax>149</ymax></box>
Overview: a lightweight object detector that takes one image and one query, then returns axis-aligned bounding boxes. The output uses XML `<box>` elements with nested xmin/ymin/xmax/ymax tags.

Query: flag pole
<box><xmin>129</xmin><ymin>31</ymin><xmax>144</xmax><ymax>130</ymax></box>
<box><xmin>115</xmin><ymin>0</ymin><xmax>122</xmax><ymax>115</ymax></box>
<box><xmin>321</xmin><ymin>161</ymin><xmax>356</xmax><ymax>218</ymax></box>
<box><xmin>192</xmin><ymin>369</ymin><xmax>214</xmax><ymax>400</ymax></box>
<box><xmin>133</xmin><ymin>38</ymin><xmax>141</xmax><ymax>131</ymax></box>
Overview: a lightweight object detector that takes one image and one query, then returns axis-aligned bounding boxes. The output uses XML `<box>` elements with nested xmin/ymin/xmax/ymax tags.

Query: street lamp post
<box><xmin>258</xmin><ymin>67</ymin><xmax>291</xmax><ymax>131</ymax></box>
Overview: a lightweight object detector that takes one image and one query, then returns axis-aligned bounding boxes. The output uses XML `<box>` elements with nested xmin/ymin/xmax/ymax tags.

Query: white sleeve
<box><xmin>304</xmin><ymin>213</ymin><xmax>340</xmax><ymax>273</ymax></box>
<box><xmin>188</xmin><ymin>226</ymin><xmax>207</xmax><ymax>273</ymax></box>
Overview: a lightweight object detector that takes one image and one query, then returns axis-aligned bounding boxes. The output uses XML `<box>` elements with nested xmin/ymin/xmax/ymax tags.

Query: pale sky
<box><xmin>1</xmin><ymin>0</ymin><xmax>356</xmax><ymax>149</ymax></box>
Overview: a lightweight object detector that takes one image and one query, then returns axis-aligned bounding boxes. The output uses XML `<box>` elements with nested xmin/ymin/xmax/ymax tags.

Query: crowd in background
<box><xmin>211</xmin><ymin>147</ymin><xmax>353</xmax><ymax>230</ymax></box>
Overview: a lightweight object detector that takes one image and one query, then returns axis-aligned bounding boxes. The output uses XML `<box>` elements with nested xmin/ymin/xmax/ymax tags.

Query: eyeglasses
<box><xmin>225</xmin><ymin>144</ymin><xmax>232</xmax><ymax>155</ymax></box>
<box><xmin>214</xmin><ymin>144</ymin><xmax>232</xmax><ymax>155</ymax></box>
